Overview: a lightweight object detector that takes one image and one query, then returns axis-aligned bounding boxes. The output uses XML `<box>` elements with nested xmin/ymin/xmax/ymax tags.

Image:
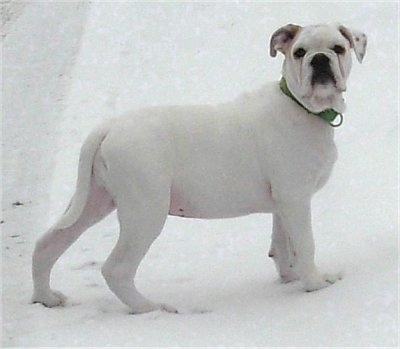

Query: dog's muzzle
<box><xmin>310</xmin><ymin>53</ymin><xmax>335</xmax><ymax>86</ymax></box>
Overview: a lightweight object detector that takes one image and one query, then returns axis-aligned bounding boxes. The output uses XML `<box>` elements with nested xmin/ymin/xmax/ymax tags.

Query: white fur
<box><xmin>32</xmin><ymin>24</ymin><xmax>366</xmax><ymax>314</ymax></box>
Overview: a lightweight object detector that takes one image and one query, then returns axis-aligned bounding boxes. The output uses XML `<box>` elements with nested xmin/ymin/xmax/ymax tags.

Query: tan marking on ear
<box><xmin>338</xmin><ymin>25</ymin><xmax>367</xmax><ymax>63</ymax></box>
<box><xmin>270</xmin><ymin>24</ymin><xmax>302</xmax><ymax>57</ymax></box>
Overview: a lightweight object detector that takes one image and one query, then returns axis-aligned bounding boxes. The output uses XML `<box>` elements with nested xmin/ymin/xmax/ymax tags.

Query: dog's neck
<box><xmin>279</xmin><ymin>77</ymin><xmax>343</xmax><ymax>127</ymax></box>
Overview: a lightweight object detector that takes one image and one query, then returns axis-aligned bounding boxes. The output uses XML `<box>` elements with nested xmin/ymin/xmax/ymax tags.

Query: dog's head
<box><xmin>270</xmin><ymin>23</ymin><xmax>367</xmax><ymax>113</ymax></box>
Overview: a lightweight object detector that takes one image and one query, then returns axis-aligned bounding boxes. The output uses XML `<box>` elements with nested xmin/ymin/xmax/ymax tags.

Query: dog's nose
<box><xmin>310</xmin><ymin>53</ymin><xmax>335</xmax><ymax>85</ymax></box>
<box><xmin>310</xmin><ymin>53</ymin><xmax>330</xmax><ymax>68</ymax></box>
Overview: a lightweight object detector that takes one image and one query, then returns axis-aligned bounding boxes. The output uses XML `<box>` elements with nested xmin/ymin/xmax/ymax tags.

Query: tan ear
<box><xmin>270</xmin><ymin>24</ymin><xmax>302</xmax><ymax>57</ymax></box>
<box><xmin>339</xmin><ymin>25</ymin><xmax>367</xmax><ymax>63</ymax></box>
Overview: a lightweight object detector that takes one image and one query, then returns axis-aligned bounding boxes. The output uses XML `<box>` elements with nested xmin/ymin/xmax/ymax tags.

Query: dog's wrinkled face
<box><xmin>270</xmin><ymin>24</ymin><xmax>367</xmax><ymax>113</ymax></box>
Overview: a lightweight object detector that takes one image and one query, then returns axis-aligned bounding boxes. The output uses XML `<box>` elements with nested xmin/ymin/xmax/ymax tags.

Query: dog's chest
<box><xmin>254</xmin><ymin>111</ymin><xmax>338</xmax><ymax>198</ymax></box>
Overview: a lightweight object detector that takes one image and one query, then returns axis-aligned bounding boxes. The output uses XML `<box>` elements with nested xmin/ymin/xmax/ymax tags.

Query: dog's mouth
<box><xmin>311</xmin><ymin>69</ymin><xmax>336</xmax><ymax>86</ymax></box>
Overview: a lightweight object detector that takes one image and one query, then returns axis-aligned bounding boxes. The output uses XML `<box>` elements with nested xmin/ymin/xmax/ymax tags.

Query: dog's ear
<box><xmin>270</xmin><ymin>24</ymin><xmax>302</xmax><ymax>57</ymax></box>
<box><xmin>338</xmin><ymin>25</ymin><xmax>367</xmax><ymax>63</ymax></box>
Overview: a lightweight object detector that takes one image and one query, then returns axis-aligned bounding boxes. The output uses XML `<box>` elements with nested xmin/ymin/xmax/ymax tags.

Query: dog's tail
<box><xmin>54</xmin><ymin>122</ymin><xmax>111</xmax><ymax>230</ymax></box>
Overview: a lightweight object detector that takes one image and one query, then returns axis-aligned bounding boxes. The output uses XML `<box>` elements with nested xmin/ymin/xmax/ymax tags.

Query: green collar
<box><xmin>279</xmin><ymin>77</ymin><xmax>343</xmax><ymax>127</ymax></box>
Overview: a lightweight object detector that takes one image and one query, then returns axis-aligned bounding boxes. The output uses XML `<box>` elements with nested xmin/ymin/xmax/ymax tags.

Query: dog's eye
<box><xmin>333</xmin><ymin>45</ymin><xmax>345</xmax><ymax>54</ymax></box>
<box><xmin>294</xmin><ymin>48</ymin><xmax>306</xmax><ymax>58</ymax></box>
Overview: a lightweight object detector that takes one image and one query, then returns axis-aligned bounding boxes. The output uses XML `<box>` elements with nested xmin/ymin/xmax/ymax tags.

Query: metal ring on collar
<box><xmin>329</xmin><ymin>113</ymin><xmax>344</xmax><ymax>127</ymax></box>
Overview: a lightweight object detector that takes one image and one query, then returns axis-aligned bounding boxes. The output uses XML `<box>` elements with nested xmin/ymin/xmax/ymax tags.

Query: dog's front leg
<box><xmin>276</xmin><ymin>199</ymin><xmax>340</xmax><ymax>291</ymax></box>
<box><xmin>268</xmin><ymin>213</ymin><xmax>299</xmax><ymax>283</ymax></box>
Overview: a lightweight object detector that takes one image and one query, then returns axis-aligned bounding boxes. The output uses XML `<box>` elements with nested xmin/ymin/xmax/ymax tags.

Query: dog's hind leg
<box><xmin>101</xmin><ymin>185</ymin><xmax>176</xmax><ymax>314</ymax></box>
<box><xmin>32</xmin><ymin>180</ymin><xmax>115</xmax><ymax>307</ymax></box>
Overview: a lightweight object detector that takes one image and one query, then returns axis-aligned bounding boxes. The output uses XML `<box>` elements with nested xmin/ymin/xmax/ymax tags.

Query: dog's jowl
<box><xmin>32</xmin><ymin>24</ymin><xmax>366</xmax><ymax>314</ymax></box>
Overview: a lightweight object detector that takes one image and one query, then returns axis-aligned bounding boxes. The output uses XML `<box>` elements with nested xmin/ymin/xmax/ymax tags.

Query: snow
<box><xmin>2</xmin><ymin>1</ymin><xmax>398</xmax><ymax>347</ymax></box>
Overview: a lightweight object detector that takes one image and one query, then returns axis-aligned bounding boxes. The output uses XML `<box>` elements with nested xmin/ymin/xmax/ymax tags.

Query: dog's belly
<box><xmin>168</xmin><ymin>180</ymin><xmax>274</xmax><ymax>219</ymax></box>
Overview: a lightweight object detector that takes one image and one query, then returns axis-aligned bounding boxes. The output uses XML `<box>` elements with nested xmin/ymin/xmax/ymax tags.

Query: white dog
<box><xmin>32</xmin><ymin>23</ymin><xmax>367</xmax><ymax>314</ymax></box>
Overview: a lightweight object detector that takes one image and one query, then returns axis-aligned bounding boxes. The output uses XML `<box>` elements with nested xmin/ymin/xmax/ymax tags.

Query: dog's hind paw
<box><xmin>160</xmin><ymin>303</ymin><xmax>179</xmax><ymax>314</ymax></box>
<box><xmin>129</xmin><ymin>300</ymin><xmax>178</xmax><ymax>315</ymax></box>
<box><xmin>32</xmin><ymin>290</ymin><xmax>67</xmax><ymax>307</ymax></box>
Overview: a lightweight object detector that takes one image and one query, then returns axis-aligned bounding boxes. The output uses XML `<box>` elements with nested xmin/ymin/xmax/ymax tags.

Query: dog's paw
<box><xmin>303</xmin><ymin>272</ymin><xmax>342</xmax><ymax>292</ymax></box>
<box><xmin>160</xmin><ymin>303</ymin><xmax>179</xmax><ymax>314</ymax></box>
<box><xmin>32</xmin><ymin>290</ymin><xmax>67</xmax><ymax>307</ymax></box>
<box><xmin>129</xmin><ymin>300</ymin><xmax>178</xmax><ymax>315</ymax></box>
<box><xmin>280</xmin><ymin>270</ymin><xmax>300</xmax><ymax>283</ymax></box>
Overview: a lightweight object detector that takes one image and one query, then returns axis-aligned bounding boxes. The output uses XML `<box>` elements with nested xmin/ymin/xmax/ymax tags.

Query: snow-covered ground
<box><xmin>2</xmin><ymin>2</ymin><xmax>398</xmax><ymax>347</ymax></box>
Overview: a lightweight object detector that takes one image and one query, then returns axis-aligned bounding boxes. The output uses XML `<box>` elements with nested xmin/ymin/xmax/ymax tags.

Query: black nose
<box><xmin>310</xmin><ymin>53</ymin><xmax>330</xmax><ymax>68</ymax></box>
<box><xmin>311</xmin><ymin>53</ymin><xmax>335</xmax><ymax>85</ymax></box>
